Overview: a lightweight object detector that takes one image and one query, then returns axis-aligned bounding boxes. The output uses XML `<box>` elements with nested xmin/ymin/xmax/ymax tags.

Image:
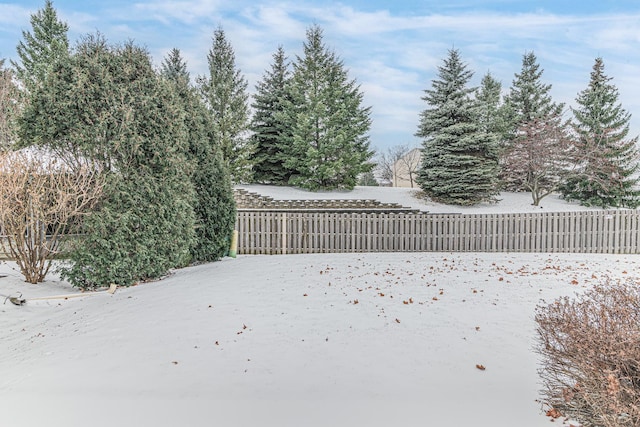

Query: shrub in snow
<box><xmin>535</xmin><ymin>280</ymin><xmax>640</xmax><ymax>426</ymax></box>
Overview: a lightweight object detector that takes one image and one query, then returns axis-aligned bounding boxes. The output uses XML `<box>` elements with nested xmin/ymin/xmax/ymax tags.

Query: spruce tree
<box><xmin>20</xmin><ymin>35</ymin><xmax>196</xmax><ymax>288</ymax></box>
<box><xmin>160</xmin><ymin>47</ymin><xmax>190</xmax><ymax>87</ymax></box>
<box><xmin>250</xmin><ymin>46</ymin><xmax>293</xmax><ymax>185</ymax></box>
<box><xmin>281</xmin><ymin>24</ymin><xmax>373</xmax><ymax>190</ymax></box>
<box><xmin>562</xmin><ymin>57</ymin><xmax>640</xmax><ymax>208</ymax></box>
<box><xmin>476</xmin><ymin>72</ymin><xmax>511</xmax><ymax>143</ymax></box>
<box><xmin>416</xmin><ymin>49</ymin><xmax>500</xmax><ymax>206</ymax></box>
<box><xmin>504</xmin><ymin>51</ymin><xmax>563</xmax><ymax>127</ymax></box>
<box><xmin>12</xmin><ymin>0</ymin><xmax>69</xmax><ymax>93</ymax></box>
<box><xmin>197</xmin><ymin>27</ymin><xmax>253</xmax><ymax>183</ymax></box>
<box><xmin>502</xmin><ymin>51</ymin><xmax>564</xmax><ymax>191</ymax></box>
<box><xmin>161</xmin><ymin>48</ymin><xmax>236</xmax><ymax>262</ymax></box>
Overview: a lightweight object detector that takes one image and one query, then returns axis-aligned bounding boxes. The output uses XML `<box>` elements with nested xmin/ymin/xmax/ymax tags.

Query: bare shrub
<box><xmin>0</xmin><ymin>151</ymin><xmax>103</xmax><ymax>283</ymax></box>
<box><xmin>535</xmin><ymin>280</ymin><xmax>640</xmax><ymax>426</ymax></box>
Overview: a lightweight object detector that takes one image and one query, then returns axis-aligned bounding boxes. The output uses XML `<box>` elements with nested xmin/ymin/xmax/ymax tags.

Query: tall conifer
<box><xmin>13</xmin><ymin>0</ymin><xmax>69</xmax><ymax>93</ymax></box>
<box><xmin>161</xmin><ymin>48</ymin><xmax>236</xmax><ymax>261</ymax></box>
<box><xmin>502</xmin><ymin>51</ymin><xmax>564</xmax><ymax>191</ymax></box>
<box><xmin>562</xmin><ymin>57</ymin><xmax>640</xmax><ymax>208</ymax></box>
<box><xmin>280</xmin><ymin>25</ymin><xmax>373</xmax><ymax>190</ymax></box>
<box><xmin>416</xmin><ymin>49</ymin><xmax>499</xmax><ymax>205</ymax></box>
<box><xmin>197</xmin><ymin>27</ymin><xmax>253</xmax><ymax>183</ymax></box>
<box><xmin>250</xmin><ymin>46</ymin><xmax>292</xmax><ymax>185</ymax></box>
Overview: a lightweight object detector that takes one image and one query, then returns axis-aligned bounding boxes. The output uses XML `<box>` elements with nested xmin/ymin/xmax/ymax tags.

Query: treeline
<box><xmin>413</xmin><ymin>49</ymin><xmax>640</xmax><ymax>207</ymax></box>
<box><xmin>0</xmin><ymin>2</ymin><xmax>638</xmax><ymax>286</ymax></box>
<box><xmin>0</xmin><ymin>1</ymin><xmax>374</xmax><ymax>287</ymax></box>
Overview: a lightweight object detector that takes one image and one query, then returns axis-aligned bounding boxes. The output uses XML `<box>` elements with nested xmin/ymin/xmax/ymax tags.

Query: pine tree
<box><xmin>476</xmin><ymin>72</ymin><xmax>511</xmax><ymax>142</ymax></box>
<box><xmin>250</xmin><ymin>46</ymin><xmax>293</xmax><ymax>185</ymax></box>
<box><xmin>197</xmin><ymin>27</ymin><xmax>253</xmax><ymax>183</ymax></box>
<box><xmin>504</xmin><ymin>52</ymin><xmax>563</xmax><ymax>127</ymax></box>
<box><xmin>12</xmin><ymin>0</ymin><xmax>69</xmax><ymax>93</ymax></box>
<box><xmin>20</xmin><ymin>35</ymin><xmax>196</xmax><ymax>288</ymax></box>
<box><xmin>561</xmin><ymin>57</ymin><xmax>640</xmax><ymax>208</ymax></box>
<box><xmin>281</xmin><ymin>24</ymin><xmax>373</xmax><ymax>190</ymax></box>
<box><xmin>502</xmin><ymin>51</ymin><xmax>564</xmax><ymax>191</ymax></box>
<box><xmin>161</xmin><ymin>48</ymin><xmax>236</xmax><ymax>262</ymax></box>
<box><xmin>416</xmin><ymin>49</ymin><xmax>500</xmax><ymax>206</ymax></box>
<box><xmin>160</xmin><ymin>47</ymin><xmax>190</xmax><ymax>88</ymax></box>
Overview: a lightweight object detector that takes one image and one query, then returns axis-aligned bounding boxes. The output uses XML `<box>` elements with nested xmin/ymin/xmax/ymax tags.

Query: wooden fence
<box><xmin>235</xmin><ymin>210</ymin><xmax>640</xmax><ymax>255</ymax></box>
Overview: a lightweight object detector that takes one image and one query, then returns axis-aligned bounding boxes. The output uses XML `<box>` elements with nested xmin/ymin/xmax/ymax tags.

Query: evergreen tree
<box><xmin>161</xmin><ymin>48</ymin><xmax>236</xmax><ymax>262</ymax></box>
<box><xmin>12</xmin><ymin>0</ymin><xmax>69</xmax><ymax>93</ymax></box>
<box><xmin>20</xmin><ymin>35</ymin><xmax>196</xmax><ymax>288</ymax></box>
<box><xmin>197</xmin><ymin>27</ymin><xmax>253</xmax><ymax>183</ymax></box>
<box><xmin>160</xmin><ymin>47</ymin><xmax>190</xmax><ymax>87</ymax></box>
<box><xmin>502</xmin><ymin>51</ymin><xmax>564</xmax><ymax>191</ymax></box>
<box><xmin>476</xmin><ymin>72</ymin><xmax>511</xmax><ymax>142</ymax></box>
<box><xmin>250</xmin><ymin>46</ymin><xmax>293</xmax><ymax>185</ymax></box>
<box><xmin>504</xmin><ymin>51</ymin><xmax>563</xmax><ymax>127</ymax></box>
<box><xmin>416</xmin><ymin>49</ymin><xmax>500</xmax><ymax>205</ymax></box>
<box><xmin>281</xmin><ymin>24</ymin><xmax>373</xmax><ymax>190</ymax></box>
<box><xmin>561</xmin><ymin>57</ymin><xmax>640</xmax><ymax>208</ymax></box>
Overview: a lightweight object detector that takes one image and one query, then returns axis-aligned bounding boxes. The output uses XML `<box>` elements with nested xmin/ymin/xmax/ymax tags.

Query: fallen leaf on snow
<box><xmin>476</xmin><ymin>364</ymin><xmax>485</xmax><ymax>371</ymax></box>
<box><xmin>546</xmin><ymin>408</ymin><xmax>562</xmax><ymax>418</ymax></box>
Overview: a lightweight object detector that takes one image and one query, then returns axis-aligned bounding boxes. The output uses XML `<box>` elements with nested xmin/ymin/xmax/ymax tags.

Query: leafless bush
<box><xmin>0</xmin><ymin>151</ymin><xmax>103</xmax><ymax>283</ymax></box>
<box><xmin>535</xmin><ymin>280</ymin><xmax>640</xmax><ymax>426</ymax></box>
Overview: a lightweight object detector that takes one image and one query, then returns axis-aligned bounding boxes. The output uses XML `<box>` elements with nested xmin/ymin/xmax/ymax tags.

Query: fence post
<box><xmin>281</xmin><ymin>212</ymin><xmax>287</xmax><ymax>255</ymax></box>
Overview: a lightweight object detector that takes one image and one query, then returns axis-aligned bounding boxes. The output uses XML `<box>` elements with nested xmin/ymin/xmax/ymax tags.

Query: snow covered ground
<box><xmin>0</xmin><ymin>187</ymin><xmax>632</xmax><ymax>427</ymax></box>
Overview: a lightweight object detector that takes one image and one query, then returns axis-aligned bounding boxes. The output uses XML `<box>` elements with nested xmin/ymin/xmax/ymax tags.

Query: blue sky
<box><xmin>1</xmin><ymin>1</ymin><xmax>639</xmax><ymax>153</ymax></box>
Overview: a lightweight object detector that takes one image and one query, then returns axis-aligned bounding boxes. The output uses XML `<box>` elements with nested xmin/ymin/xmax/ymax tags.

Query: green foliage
<box><xmin>476</xmin><ymin>72</ymin><xmax>511</xmax><ymax>147</ymax></box>
<box><xmin>160</xmin><ymin>47</ymin><xmax>190</xmax><ymax>87</ymax></box>
<box><xmin>161</xmin><ymin>48</ymin><xmax>236</xmax><ymax>262</ymax></box>
<box><xmin>358</xmin><ymin>171</ymin><xmax>379</xmax><ymax>186</ymax></box>
<box><xmin>502</xmin><ymin>51</ymin><xmax>564</xmax><ymax>191</ymax></box>
<box><xmin>504</xmin><ymin>52</ymin><xmax>563</xmax><ymax>127</ymax></box>
<box><xmin>197</xmin><ymin>27</ymin><xmax>254</xmax><ymax>183</ymax></box>
<box><xmin>20</xmin><ymin>35</ymin><xmax>196</xmax><ymax>288</ymax></box>
<box><xmin>12</xmin><ymin>0</ymin><xmax>69</xmax><ymax>93</ymax></box>
<box><xmin>416</xmin><ymin>49</ymin><xmax>500</xmax><ymax>206</ymax></box>
<box><xmin>561</xmin><ymin>58</ymin><xmax>640</xmax><ymax>208</ymax></box>
<box><xmin>250</xmin><ymin>46</ymin><xmax>293</xmax><ymax>185</ymax></box>
<box><xmin>279</xmin><ymin>25</ymin><xmax>374</xmax><ymax>191</ymax></box>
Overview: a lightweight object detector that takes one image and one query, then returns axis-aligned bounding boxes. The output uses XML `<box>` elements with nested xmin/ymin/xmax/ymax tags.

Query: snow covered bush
<box><xmin>535</xmin><ymin>280</ymin><xmax>640</xmax><ymax>426</ymax></box>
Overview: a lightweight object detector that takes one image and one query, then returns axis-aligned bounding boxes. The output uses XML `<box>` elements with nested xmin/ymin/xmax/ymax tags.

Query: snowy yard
<box><xmin>1</xmin><ymin>251</ymin><xmax>636</xmax><ymax>427</ymax></box>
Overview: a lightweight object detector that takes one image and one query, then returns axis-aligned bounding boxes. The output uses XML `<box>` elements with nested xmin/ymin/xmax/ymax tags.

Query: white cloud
<box><xmin>131</xmin><ymin>0</ymin><xmax>224</xmax><ymax>24</ymax></box>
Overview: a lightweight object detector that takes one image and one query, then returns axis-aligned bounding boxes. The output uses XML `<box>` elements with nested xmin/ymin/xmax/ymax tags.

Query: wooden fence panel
<box><xmin>235</xmin><ymin>210</ymin><xmax>640</xmax><ymax>255</ymax></box>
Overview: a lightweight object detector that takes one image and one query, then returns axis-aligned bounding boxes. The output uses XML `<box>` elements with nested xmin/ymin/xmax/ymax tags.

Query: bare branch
<box><xmin>0</xmin><ymin>150</ymin><xmax>104</xmax><ymax>283</ymax></box>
